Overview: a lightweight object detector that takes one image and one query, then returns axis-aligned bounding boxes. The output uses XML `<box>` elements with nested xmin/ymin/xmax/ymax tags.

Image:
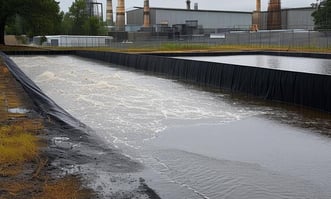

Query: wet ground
<box><xmin>11</xmin><ymin>55</ymin><xmax>331</xmax><ymax>199</ymax></box>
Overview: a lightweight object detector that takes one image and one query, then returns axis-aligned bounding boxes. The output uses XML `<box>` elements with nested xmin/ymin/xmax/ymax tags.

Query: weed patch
<box><xmin>36</xmin><ymin>176</ymin><xmax>93</xmax><ymax>199</ymax></box>
<box><xmin>0</xmin><ymin>126</ymin><xmax>39</xmax><ymax>176</ymax></box>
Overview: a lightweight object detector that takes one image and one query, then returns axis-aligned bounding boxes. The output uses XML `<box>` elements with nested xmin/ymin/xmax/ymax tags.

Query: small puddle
<box><xmin>7</xmin><ymin>107</ymin><xmax>30</xmax><ymax>114</ymax></box>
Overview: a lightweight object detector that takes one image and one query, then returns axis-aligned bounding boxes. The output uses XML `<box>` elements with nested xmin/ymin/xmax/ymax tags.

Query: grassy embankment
<box><xmin>1</xmin><ymin>43</ymin><xmax>331</xmax><ymax>53</ymax></box>
<box><xmin>0</xmin><ymin>57</ymin><xmax>92</xmax><ymax>198</ymax></box>
<box><xmin>44</xmin><ymin>43</ymin><xmax>331</xmax><ymax>53</ymax></box>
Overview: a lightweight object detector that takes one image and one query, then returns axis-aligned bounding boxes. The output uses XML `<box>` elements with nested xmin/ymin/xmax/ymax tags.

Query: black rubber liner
<box><xmin>2</xmin><ymin>50</ymin><xmax>331</xmax><ymax>113</ymax></box>
<box><xmin>0</xmin><ymin>51</ymin><xmax>85</xmax><ymax>130</ymax></box>
<box><xmin>74</xmin><ymin>50</ymin><xmax>331</xmax><ymax>113</ymax></box>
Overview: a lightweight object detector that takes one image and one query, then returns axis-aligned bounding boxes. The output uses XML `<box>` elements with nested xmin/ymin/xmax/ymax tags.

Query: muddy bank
<box><xmin>0</xmin><ymin>59</ymin><xmax>94</xmax><ymax>198</ymax></box>
<box><xmin>0</xmin><ymin>52</ymin><xmax>161</xmax><ymax>198</ymax></box>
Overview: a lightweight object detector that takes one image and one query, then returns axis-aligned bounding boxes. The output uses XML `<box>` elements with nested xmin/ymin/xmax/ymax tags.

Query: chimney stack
<box><xmin>143</xmin><ymin>0</ymin><xmax>150</xmax><ymax>27</ymax></box>
<box><xmin>267</xmin><ymin>0</ymin><xmax>281</xmax><ymax>30</ymax></box>
<box><xmin>252</xmin><ymin>0</ymin><xmax>261</xmax><ymax>30</ymax></box>
<box><xmin>194</xmin><ymin>3</ymin><xmax>198</xmax><ymax>10</ymax></box>
<box><xmin>106</xmin><ymin>0</ymin><xmax>113</xmax><ymax>26</ymax></box>
<box><xmin>116</xmin><ymin>0</ymin><xmax>125</xmax><ymax>31</ymax></box>
<box><xmin>256</xmin><ymin>0</ymin><xmax>261</xmax><ymax>12</ymax></box>
<box><xmin>186</xmin><ymin>0</ymin><xmax>191</xmax><ymax>10</ymax></box>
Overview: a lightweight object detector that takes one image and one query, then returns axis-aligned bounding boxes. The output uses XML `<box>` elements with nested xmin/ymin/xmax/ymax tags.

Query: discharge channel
<box><xmin>12</xmin><ymin>55</ymin><xmax>331</xmax><ymax>199</ymax></box>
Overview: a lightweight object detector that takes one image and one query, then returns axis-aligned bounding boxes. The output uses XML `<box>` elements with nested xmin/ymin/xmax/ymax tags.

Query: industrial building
<box><xmin>127</xmin><ymin>7</ymin><xmax>252</xmax><ymax>34</ymax></box>
<box><xmin>126</xmin><ymin>6</ymin><xmax>316</xmax><ymax>33</ymax></box>
<box><xmin>104</xmin><ymin>0</ymin><xmax>318</xmax><ymax>42</ymax></box>
<box><xmin>33</xmin><ymin>35</ymin><xmax>113</xmax><ymax>47</ymax></box>
<box><xmin>85</xmin><ymin>0</ymin><xmax>103</xmax><ymax>18</ymax></box>
<box><xmin>259</xmin><ymin>7</ymin><xmax>315</xmax><ymax>30</ymax></box>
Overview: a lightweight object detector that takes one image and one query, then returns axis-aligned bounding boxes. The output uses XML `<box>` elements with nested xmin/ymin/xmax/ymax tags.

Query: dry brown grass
<box><xmin>0</xmin><ymin>59</ymin><xmax>94</xmax><ymax>199</ymax></box>
<box><xmin>0</xmin><ymin>125</ymin><xmax>39</xmax><ymax>177</ymax></box>
<box><xmin>11</xmin><ymin>119</ymin><xmax>44</xmax><ymax>134</ymax></box>
<box><xmin>36</xmin><ymin>176</ymin><xmax>93</xmax><ymax>199</ymax></box>
<box><xmin>0</xmin><ymin>181</ymin><xmax>34</xmax><ymax>197</ymax></box>
<box><xmin>0</xmin><ymin>44</ymin><xmax>46</xmax><ymax>52</ymax></box>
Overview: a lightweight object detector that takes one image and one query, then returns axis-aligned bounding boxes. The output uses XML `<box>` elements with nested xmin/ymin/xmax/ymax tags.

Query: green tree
<box><xmin>65</xmin><ymin>0</ymin><xmax>106</xmax><ymax>35</ymax></box>
<box><xmin>312</xmin><ymin>0</ymin><xmax>331</xmax><ymax>29</ymax></box>
<box><xmin>83</xmin><ymin>16</ymin><xmax>107</xmax><ymax>35</ymax></box>
<box><xmin>60</xmin><ymin>12</ymin><xmax>73</xmax><ymax>35</ymax></box>
<box><xmin>0</xmin><ymin>0</ymin><xmax>61</xmax><ymax>45</ymax></box>
<box><xmin>68</xmin><ymin>0</ymin><xmax>89</xmax><ymax>35</ymax></box>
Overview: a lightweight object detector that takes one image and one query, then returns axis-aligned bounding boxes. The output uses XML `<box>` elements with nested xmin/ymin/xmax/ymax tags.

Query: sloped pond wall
<box><xmin>75</xmin><ymin>51</ymin><xmax>331</xmax><ymax>113</ymax></box>
<box><xmin>2</xmin><ymin>50</ymin><xmax>331</xmax><ymax>113</ymax></box>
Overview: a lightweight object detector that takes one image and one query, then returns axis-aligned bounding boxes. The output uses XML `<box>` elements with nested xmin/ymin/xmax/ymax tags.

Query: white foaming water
<box><xmin>13</xmin><ymin>56</ymin><xmax>259</xmax><ymax>149</ymax></box>
<box><xmin>12</xmin><ymin>55</ymin><xmax>331</xmax><ymax>199</ymax></box>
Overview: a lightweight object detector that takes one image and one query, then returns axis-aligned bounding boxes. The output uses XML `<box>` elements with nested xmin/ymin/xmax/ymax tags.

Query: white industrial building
<box><xmin>33</xmin><ymin>35</ymin><xmax>113</xmax><ymax>47</ymax></box>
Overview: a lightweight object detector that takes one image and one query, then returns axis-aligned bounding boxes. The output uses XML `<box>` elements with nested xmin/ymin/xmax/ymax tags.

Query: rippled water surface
<box><xmin>176</xmin><ymin>55</ymin><xmax>331</xmax><ymax>75</ymax></box>
<box><xmin>12</xmin><ymin>55</ymin><xmax>331</xmax><ymax>199</ymax></box>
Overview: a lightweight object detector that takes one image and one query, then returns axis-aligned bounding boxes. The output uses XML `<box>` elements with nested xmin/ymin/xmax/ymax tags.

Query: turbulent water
<box><xmin>12</xmin><ymin>55</ymin><xmax>331</xmax><ymax>199</ymax></box>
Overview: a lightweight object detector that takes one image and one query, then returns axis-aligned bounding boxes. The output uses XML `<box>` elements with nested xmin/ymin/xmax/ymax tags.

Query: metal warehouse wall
<box><xmin>154</xmin><ymin>9</ymin><xmax>252</xmax><ymax>30</ymax></box>
<box><xmin>285</xmin><ymin>8</ymin><xmax>315</xmax><ymax>30</ymax></box>
<box><xmin>259</xmin><ymin>7</ymin><xmax>315</xmax><ymax>30</ymax></box>
<box><xmin>127</xmin><ymin>8</ymin><xmax>252</xmax><ymax>30</ymax></box>
<box><xmin>126</xmin><ymin>7</ymin><xmax>315</xmax><ymax>31</ymax></box>
<box><xmin>127</xmin><ymin>8</ymin><xmax>144</xmax><ymax>25</ymax></box>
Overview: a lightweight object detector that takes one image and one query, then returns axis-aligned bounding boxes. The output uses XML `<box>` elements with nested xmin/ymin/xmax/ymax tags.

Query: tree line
<box><xmin>0</xmin><ymin>0</ymin><xmax>107</xmax><ymax>45</ymax></box>
<box><xmin>312</xmin><ymin>0</ymin><xmax>331</xmax><ymax>29</ymax></box>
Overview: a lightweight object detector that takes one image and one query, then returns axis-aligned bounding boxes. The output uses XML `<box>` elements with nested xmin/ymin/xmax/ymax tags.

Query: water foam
<box><xmin>12</xmin><ymin>55</ymin><xmax>331</xmax><ymax>199</ymax></box>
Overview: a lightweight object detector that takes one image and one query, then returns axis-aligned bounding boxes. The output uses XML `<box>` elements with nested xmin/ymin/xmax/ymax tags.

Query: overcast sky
<box><xmin>58</xmin><ymin>0</ymin><xmax>316</xmax><ymax>18</ymax></box>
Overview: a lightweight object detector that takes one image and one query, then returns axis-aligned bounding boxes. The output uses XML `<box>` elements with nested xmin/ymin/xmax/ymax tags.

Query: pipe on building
<box><xmin>143</xmin><ymin>0</ymin><xmax>150</xmax><ymax>27</ymax></box>
<box><xmin>194</xmin><ymin>3</ymin><xmax>198</xmax><ymax>10</ymax></box>
<box><xmin>186</xmin><ymin>0</ymin><xmax>191</xmax><ymax>10</ymax></box>
<box><xmin>116</xmin><ymin>0</ymin><xmax>125</xmax><ymax>31</ymax></box>
<box><xmin>106</xmin><ymin>0</ymin><xmax>113</xmax><ymax>26</ymax></box>
<box><xmin>252</xmin><ymin>0</ymin><xmax>262</xmax><ymax>31</ymax></box>
<box><xmin>256</xmin><ymin>0</ymin><xmax>261</xmax><ymax>12</ymax></box>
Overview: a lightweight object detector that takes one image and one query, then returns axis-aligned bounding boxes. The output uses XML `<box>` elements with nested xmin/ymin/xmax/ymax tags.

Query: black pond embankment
<box><xmin>3</xmin><ymin>50</ymin><xmax>331</xmax><ymax>198</ymax></box>
<box><xmin>4</xmin><ymin>50</ymin><xmax>331</xmax><ymax>113</ymax></box>
<box><xmin>0</xmin><ymin>51</ymin><xmax>161</xmax><ymax>198</ymax></box>
<box><xmin>75</xmin><ymin>50</ymin><xmax>331</xmax><ymax>113</ymax></box>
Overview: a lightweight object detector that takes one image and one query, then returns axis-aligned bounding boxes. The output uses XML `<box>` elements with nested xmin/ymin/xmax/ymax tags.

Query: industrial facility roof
<box><xmin>130</xmin><ymin>6</ymin><xmax>252</xmax><ymax>14</ymax></box>
<box><xmin>129</xmin><ymin>6</ymin><xmax>314</xmax><ymax>14</ymax></box>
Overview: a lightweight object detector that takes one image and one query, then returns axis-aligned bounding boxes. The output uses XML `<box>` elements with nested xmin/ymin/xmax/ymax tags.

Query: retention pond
<box><xmin>176</xmin><ymin>55</ymin><xmax>331</xmax><ymax>75</ymax></box>
<box><xmin>11</xmin><ymin>55</ymin><xmax>331</xmax><ymax>199</ymax></box>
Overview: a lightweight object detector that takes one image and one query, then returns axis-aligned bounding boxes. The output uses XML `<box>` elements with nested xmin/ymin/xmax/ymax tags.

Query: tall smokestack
<box><xmin>267</xmin><ymin>0</ymin><xmax>281</xmax><ymax>30</ymax></box>
<box><xmin>186</xmin><ymin>0</ymin><xmax>191</xmax><ymax>10</ymax></box>
<box><xmin>106</xmin><ymin>0</ymin><xmax>113</xmax><ymax>26</ymax></box>
<box><xmin>256</xmin><ymin>0</ymin><xmax>261</xmax><ymax>12</ymax></box>
<box><xmin>143</xmin><ymin>0</ymin><xmax>150</xmax><ymax>28</ymax></box>
<box><xmin>252</xmin><ymin>0</ymin><xmax>261</xmax><ymax>30</ymax></box>
<box><xmin>116</xmin><ymin>0</ymin><xmax>125</xmax><ymax>31</ymax></box>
